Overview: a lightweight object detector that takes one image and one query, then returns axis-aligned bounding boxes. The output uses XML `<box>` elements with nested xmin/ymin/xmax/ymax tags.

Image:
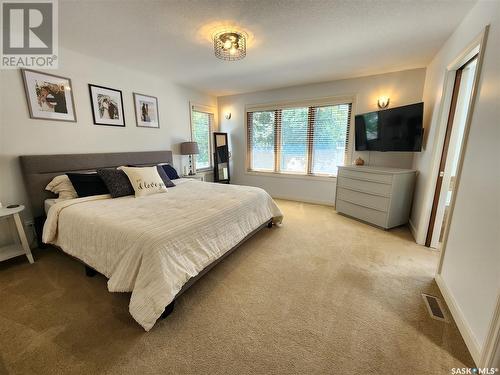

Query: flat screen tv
<box><xmin>355</xmin><ymin>102</ymin><xmax>424</xmax><ymax>152</ymax></box>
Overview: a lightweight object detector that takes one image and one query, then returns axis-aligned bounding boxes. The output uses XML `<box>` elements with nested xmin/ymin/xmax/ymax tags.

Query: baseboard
<box><xmin>271</xmin><ymin>194</ymin><xmax>335</xmax><ymax>207</ymax></box>
<box><xmin>408</xmin><ymin>218</ymin><xmax>417</xmax><ymax>242</ymax></box>
<box><xmin>408</xmin><ymin>217</ymin><xmax>427</xmax><ymax>245</ymax></box>
<box><xmin>435</xmin><ymin>274</ymin><xmax>481</xmax><ymax>364</ymax></box>
<box><xmin>480</xmin><ymin>293</ymin><xmax>500</xmax><ymax>367</ymax></box>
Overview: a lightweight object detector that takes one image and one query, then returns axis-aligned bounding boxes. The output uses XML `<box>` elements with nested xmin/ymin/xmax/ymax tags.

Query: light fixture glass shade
<box><xmin>213</xmin><ymin>30</ymin><xmax>246</xmax><ymax>61</ymax></box>
<box><xmin>377</xmin><ymin>97</ymin><xmax>390</xmax><ymax>109</ymax></box>
<box><xmin>180</xmin><ymin>141</ymin><xmax>199</xmax><ymax>155</ymax></box>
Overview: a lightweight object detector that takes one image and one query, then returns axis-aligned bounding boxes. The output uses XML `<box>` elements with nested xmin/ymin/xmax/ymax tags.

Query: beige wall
<box><xmin>218</xmin><ymin>68</ymin><xmax>425</xmax><ymax>205</ymax></box>
<box><xmin>494</xmin><ymin>336</ymin><xmax>500</xmax><ymax>368</ymax></box>
<box><xmin>0</xmin><ymin>46</ymin><xmax>215</xmax><ymax>240</ymax></box>
<box><xmin>412</xmin><ymin>0</ymin><xmax>500</xmax><ymax>363</ymax></box>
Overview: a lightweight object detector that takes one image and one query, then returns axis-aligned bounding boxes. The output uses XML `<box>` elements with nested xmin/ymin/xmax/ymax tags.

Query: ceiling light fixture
<box><xmin>213</xmin><ymin>30</ymin><xmax>246</xmax><ymax>61</ymax></box>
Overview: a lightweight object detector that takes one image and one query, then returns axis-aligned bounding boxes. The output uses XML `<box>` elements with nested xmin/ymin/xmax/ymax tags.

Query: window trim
<box><xmin>245</xmin><ymin>95</ymin><xmax>356</xmax><ymax>177</ymax></box>
<box><xmin>245</xmin><ymin>170</ymin><xmax>336</xmax><ymax>182</ymax></box>
<box><xmin>190</xmin><ymin>102</ymin><xmax>216</xmax><ymax>172</ymax></box>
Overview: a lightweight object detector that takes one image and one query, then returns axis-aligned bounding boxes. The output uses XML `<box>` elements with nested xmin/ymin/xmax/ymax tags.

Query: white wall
<box><xmin>412</xmin><ymin>0</ymin><xmax>500</xmax><ymax>363</ymax></box>
<box><xmin>218</xmin><ymin>68</ymin><xmax>425</xmax><ymax>205</ymax></box>
<box><xmin>0</xmin><ymin>46</ymin><xmax>215</xmax><ymax>236</ymax></box>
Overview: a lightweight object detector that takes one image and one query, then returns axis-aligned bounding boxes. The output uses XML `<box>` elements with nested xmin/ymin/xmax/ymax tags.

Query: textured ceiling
<box><xmin>59</xmin><ymin>0</ymin><xmax>476</xmax><ymax>96</ymax></box>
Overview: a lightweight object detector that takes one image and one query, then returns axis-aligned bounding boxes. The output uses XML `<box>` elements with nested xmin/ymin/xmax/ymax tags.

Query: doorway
<box><xmin>425</xmin><ymin>55</ymin><xmax>478</xmax><ymax>248</ymax></box>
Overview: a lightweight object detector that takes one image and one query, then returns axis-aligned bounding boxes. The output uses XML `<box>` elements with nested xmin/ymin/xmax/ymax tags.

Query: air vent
<box><xmin>422</xmin><ymin>294</ymin><xmax>448</xmax><ymax>322</ymax></box>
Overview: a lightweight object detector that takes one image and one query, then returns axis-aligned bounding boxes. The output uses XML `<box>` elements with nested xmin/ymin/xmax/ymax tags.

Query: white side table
<box><xmin>182</xmin><ymin>174</ymin><xmax>205</xmax><ymax>181</ymax></box>
<box><xmin>0</xmin><ymin>205</ymin><xmax>34</xmax><ymax>264</ymax></box>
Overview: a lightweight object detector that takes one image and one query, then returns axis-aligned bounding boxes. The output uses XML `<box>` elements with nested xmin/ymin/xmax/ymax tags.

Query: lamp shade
<box><xmin>180</xmin><ymin>141</ymin><xmax>199</xmax><ymax>155</ymax></box>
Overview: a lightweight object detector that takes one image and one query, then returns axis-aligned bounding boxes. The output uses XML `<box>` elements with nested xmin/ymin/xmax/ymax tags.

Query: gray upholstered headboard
<box><xmin>19</xmin><ymin>150</ymin><xmax>173</xmax><ymax>217</ymax></box>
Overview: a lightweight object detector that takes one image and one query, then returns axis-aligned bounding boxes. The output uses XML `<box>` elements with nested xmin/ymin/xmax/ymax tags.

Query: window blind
<box><xmin>191</xmin><ymin>110</ymin><xmax>214</xmax><ymax>170</ymax></box>
<box><xmin>311</xmin><ymin>104</ymin><xmax>351</xmax><ymax>175</ymax></box>
<box><xmin>280</xmin><ymin>107</ymin><xmax>308</xmax><ymax>173</ymax></box>
<box><xmin>247</xmin><ymin>110</ymin><xmax>277</xmax><ymax>171</ymax></box>
<box><xmin>247</xmin><ymin>102</ymin><xmax>352</xmax><ymax>176</ymax></box>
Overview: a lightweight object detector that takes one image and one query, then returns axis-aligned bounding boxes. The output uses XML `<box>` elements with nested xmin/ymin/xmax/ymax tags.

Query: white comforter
<box><xmin>43</xmin><ymin>179</ymin><xmax>283</xmax><ymax>331</ymax></box>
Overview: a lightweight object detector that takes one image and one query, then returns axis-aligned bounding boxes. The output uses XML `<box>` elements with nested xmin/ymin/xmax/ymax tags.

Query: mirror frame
<box><xmin>213</xmin><ymin>132</ymin><xmax>230</xmax><ymax>183</ymax></box>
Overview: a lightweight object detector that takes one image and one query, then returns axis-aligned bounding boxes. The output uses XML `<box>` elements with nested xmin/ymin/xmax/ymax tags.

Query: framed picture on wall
<box><xmin>21</xmin><ymin>69</ymin><xmax>77</xmax><ymax>122</ymax></box>
<box><xmin>88</xmin><ymin>84</ymin><xmax>125</xmax><ymax>127</ymax></box>
<box><xmin>133</xmin><ymin>93</ymin><xmax>159</xmax><ymax>128</ymax></box>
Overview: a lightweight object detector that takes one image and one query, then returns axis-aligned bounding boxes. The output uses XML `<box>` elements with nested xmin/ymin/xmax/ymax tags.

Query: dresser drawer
<box><xmin>339</xmin><ymin>169</ymin><xmax>393</xmax><ymax>184</ymax></box>
<box><xmin>336</xmin><ymin>199</ymin><xmax>389</xmax><ymax>228</ymax></box>
<box><xmin>337</xmin><ymin>187</ymin><xmax>390</xmax><ymax>212</ymax></box>
<box><xmin>337</xmin><ymin>176</ymin><xmax>392</xmax><ymax>197</ymax></box>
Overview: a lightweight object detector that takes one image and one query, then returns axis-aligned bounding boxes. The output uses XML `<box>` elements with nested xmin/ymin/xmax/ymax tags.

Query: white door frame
<box><xmin>433</xmin><ymin>25</ymin><xmax>496</xmax><ymax>367</ymax></box>
<box><xmin>481</xmin><ymin>294</ymin><xmax>500</xmax><ymax>367</ymax></box>
<box><xmin>429</xmin><ymin>57</ymin><xmax>478</xmax><ymax>249</ymax></box>
<box><xmin>435</xmin><ymin>27</ymin><xmax>488</xmax><ymax>273</ymax></box>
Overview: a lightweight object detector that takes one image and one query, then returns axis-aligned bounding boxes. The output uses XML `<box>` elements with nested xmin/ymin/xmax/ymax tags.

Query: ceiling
<box><xmin>59</xmin><ymin>0</ymin><xmax>476</xmax><ymax>96</ymax></box>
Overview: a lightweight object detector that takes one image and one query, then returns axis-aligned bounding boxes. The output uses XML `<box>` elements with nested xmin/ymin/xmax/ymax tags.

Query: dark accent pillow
<box><xmin>96</xmin><ymin>168</ymin><xmax>135</xmax><ymax>198</ymax></box>
<box><xmin>66</xmin><ymin>172</ymin><xmax>109</xmax><ymax>197</ymax></box>
<box><xmin>156</xmin><ymin>166</ymin><xmax>175</xmax><ymax>188</ymax></box>
<box><xmin>160</xmin><ymin>164</ymin><xmax>180</xmax><ymax>180</ymax></box>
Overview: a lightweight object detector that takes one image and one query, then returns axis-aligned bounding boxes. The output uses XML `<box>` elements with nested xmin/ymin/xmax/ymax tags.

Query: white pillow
<box><xmin>121</xmin><ymin>166</ymin><xmax>168</xmax><ymax>197</ymax></box>
<box><xmin>45</xmin><ymin>175</ymin><xmax>78</xmax><ymax>200</ymax></box>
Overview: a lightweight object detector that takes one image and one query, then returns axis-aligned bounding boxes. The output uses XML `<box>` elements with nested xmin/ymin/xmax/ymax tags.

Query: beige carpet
<box><xmin>0</xmin><ymin>200</ymin><xmax>473</xmax><ymax>374</ymax></box>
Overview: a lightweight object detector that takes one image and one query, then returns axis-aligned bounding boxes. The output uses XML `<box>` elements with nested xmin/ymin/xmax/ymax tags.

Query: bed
<box><xmin>19</xmin><ymin>151</ymin><xmax>283</xmax><ymax>331</ymax></box>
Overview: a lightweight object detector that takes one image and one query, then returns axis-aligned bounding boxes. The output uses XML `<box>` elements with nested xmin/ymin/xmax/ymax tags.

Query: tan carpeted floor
<box><xmin>0</xmin><ymin>200</ymin><xmax>473</xmax><ymax>375</ymax></box>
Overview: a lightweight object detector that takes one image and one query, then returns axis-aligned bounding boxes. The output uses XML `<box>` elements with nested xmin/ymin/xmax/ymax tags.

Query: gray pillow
<box><xmin>96</xmin><ymin>168</ymin><xmax>134</xmax><ymax>198</ymax></box>
<box><xmin>156</xmin><ymin>166</ymin><xmax>175</xmax><ymax>188</ymax></box>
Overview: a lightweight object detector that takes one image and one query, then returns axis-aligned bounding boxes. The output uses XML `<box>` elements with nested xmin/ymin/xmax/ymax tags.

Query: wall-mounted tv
<box><xmin>355</xmin><ymin>102</ymin><xmax>424</xmax><ymax>152</ymax></box>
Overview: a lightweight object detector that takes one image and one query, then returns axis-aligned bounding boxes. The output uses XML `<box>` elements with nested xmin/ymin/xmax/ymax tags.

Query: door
<box><xmin>426</xmin><ymin>56</ymin><xmax>478</xmax><ymax>248</ymax></box>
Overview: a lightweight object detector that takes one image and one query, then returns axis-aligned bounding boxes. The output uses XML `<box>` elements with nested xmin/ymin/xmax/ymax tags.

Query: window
<box><xmin>247</xmin><ymin>100</ymin><xmax>352</xmax><ymax>176</ymax></box>
<box><xmin>191</xmin><ymin>105</ymin><xmax>214</xmax><ymax>171</ymax></box>
<box><xmin>280</xmin><ymin>107</ymin><xmax>308</xmax><ymax>173</ymax></box>
<box><xmin>311</xmin><ymin>104</ymin><xmax>351</xmax><ymax>175</ymax></box>
<box><xmin>249</xmin><ymin>110</ymin><xmax>275</xmax><ymax>171</ymax></box>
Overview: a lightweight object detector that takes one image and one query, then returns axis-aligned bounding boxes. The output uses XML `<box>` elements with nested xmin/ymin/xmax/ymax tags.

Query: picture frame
<box><xmin>21</xmin><ymin>69</ymin><xmax>77</xmax><ymax>122</ymax></box>
<box><xmin>133</xmin><ymin>93</ymin><xmax>160</xmax><ymax>128</ymax></box>
<box><xmin>88</xmin><ymin>84</ymin><xmax>125</xmax><ymax>127</ymax></box>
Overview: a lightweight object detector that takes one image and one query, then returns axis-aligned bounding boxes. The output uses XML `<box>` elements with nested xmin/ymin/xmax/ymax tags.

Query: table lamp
<box><xmin>180</xmin><ymin>141</ymin><xmax>199</xmax><ymax>175</ymax></box>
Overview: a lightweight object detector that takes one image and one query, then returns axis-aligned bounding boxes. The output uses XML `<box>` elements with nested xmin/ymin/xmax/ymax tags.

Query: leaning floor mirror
<box><xmin>213</xmin><ymin>132</ymin><xmax>230</xmax><ymax>183</ymax></box>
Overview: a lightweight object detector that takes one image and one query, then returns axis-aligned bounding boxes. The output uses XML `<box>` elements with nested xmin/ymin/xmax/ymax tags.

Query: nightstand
<box><xmin>0</xmin><ymin>205</ymin><xmax>34</xmax><ymax>264</ymax></box>
<box><xmin>182</xmin><ymin>174</ymin><xmax>205</xmax><ymax>181</ymax></box>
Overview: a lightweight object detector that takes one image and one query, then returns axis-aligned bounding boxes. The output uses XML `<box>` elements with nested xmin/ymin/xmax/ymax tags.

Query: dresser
<box><xmin>335</xmin><ymin>166</ymin><xmax>417</xmax><ymax>229</ymax></box>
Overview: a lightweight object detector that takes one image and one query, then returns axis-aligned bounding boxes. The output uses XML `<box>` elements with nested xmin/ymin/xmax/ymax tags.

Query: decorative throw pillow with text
<box><xmin>121</xmin><ymin>166</ymin><xmax>168</xmax><ymax>197</ymax></box>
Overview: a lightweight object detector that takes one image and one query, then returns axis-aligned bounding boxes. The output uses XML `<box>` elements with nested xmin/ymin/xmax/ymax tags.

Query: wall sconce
<box><xmin>377</xmin><ymin>96</ymin><xmax>390</xmax><ymax>109</ymax></box>
<box><xmin>225</xmin><ymin>112</ymin><xmax>232</xmax><ymax>120</ymax></box>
